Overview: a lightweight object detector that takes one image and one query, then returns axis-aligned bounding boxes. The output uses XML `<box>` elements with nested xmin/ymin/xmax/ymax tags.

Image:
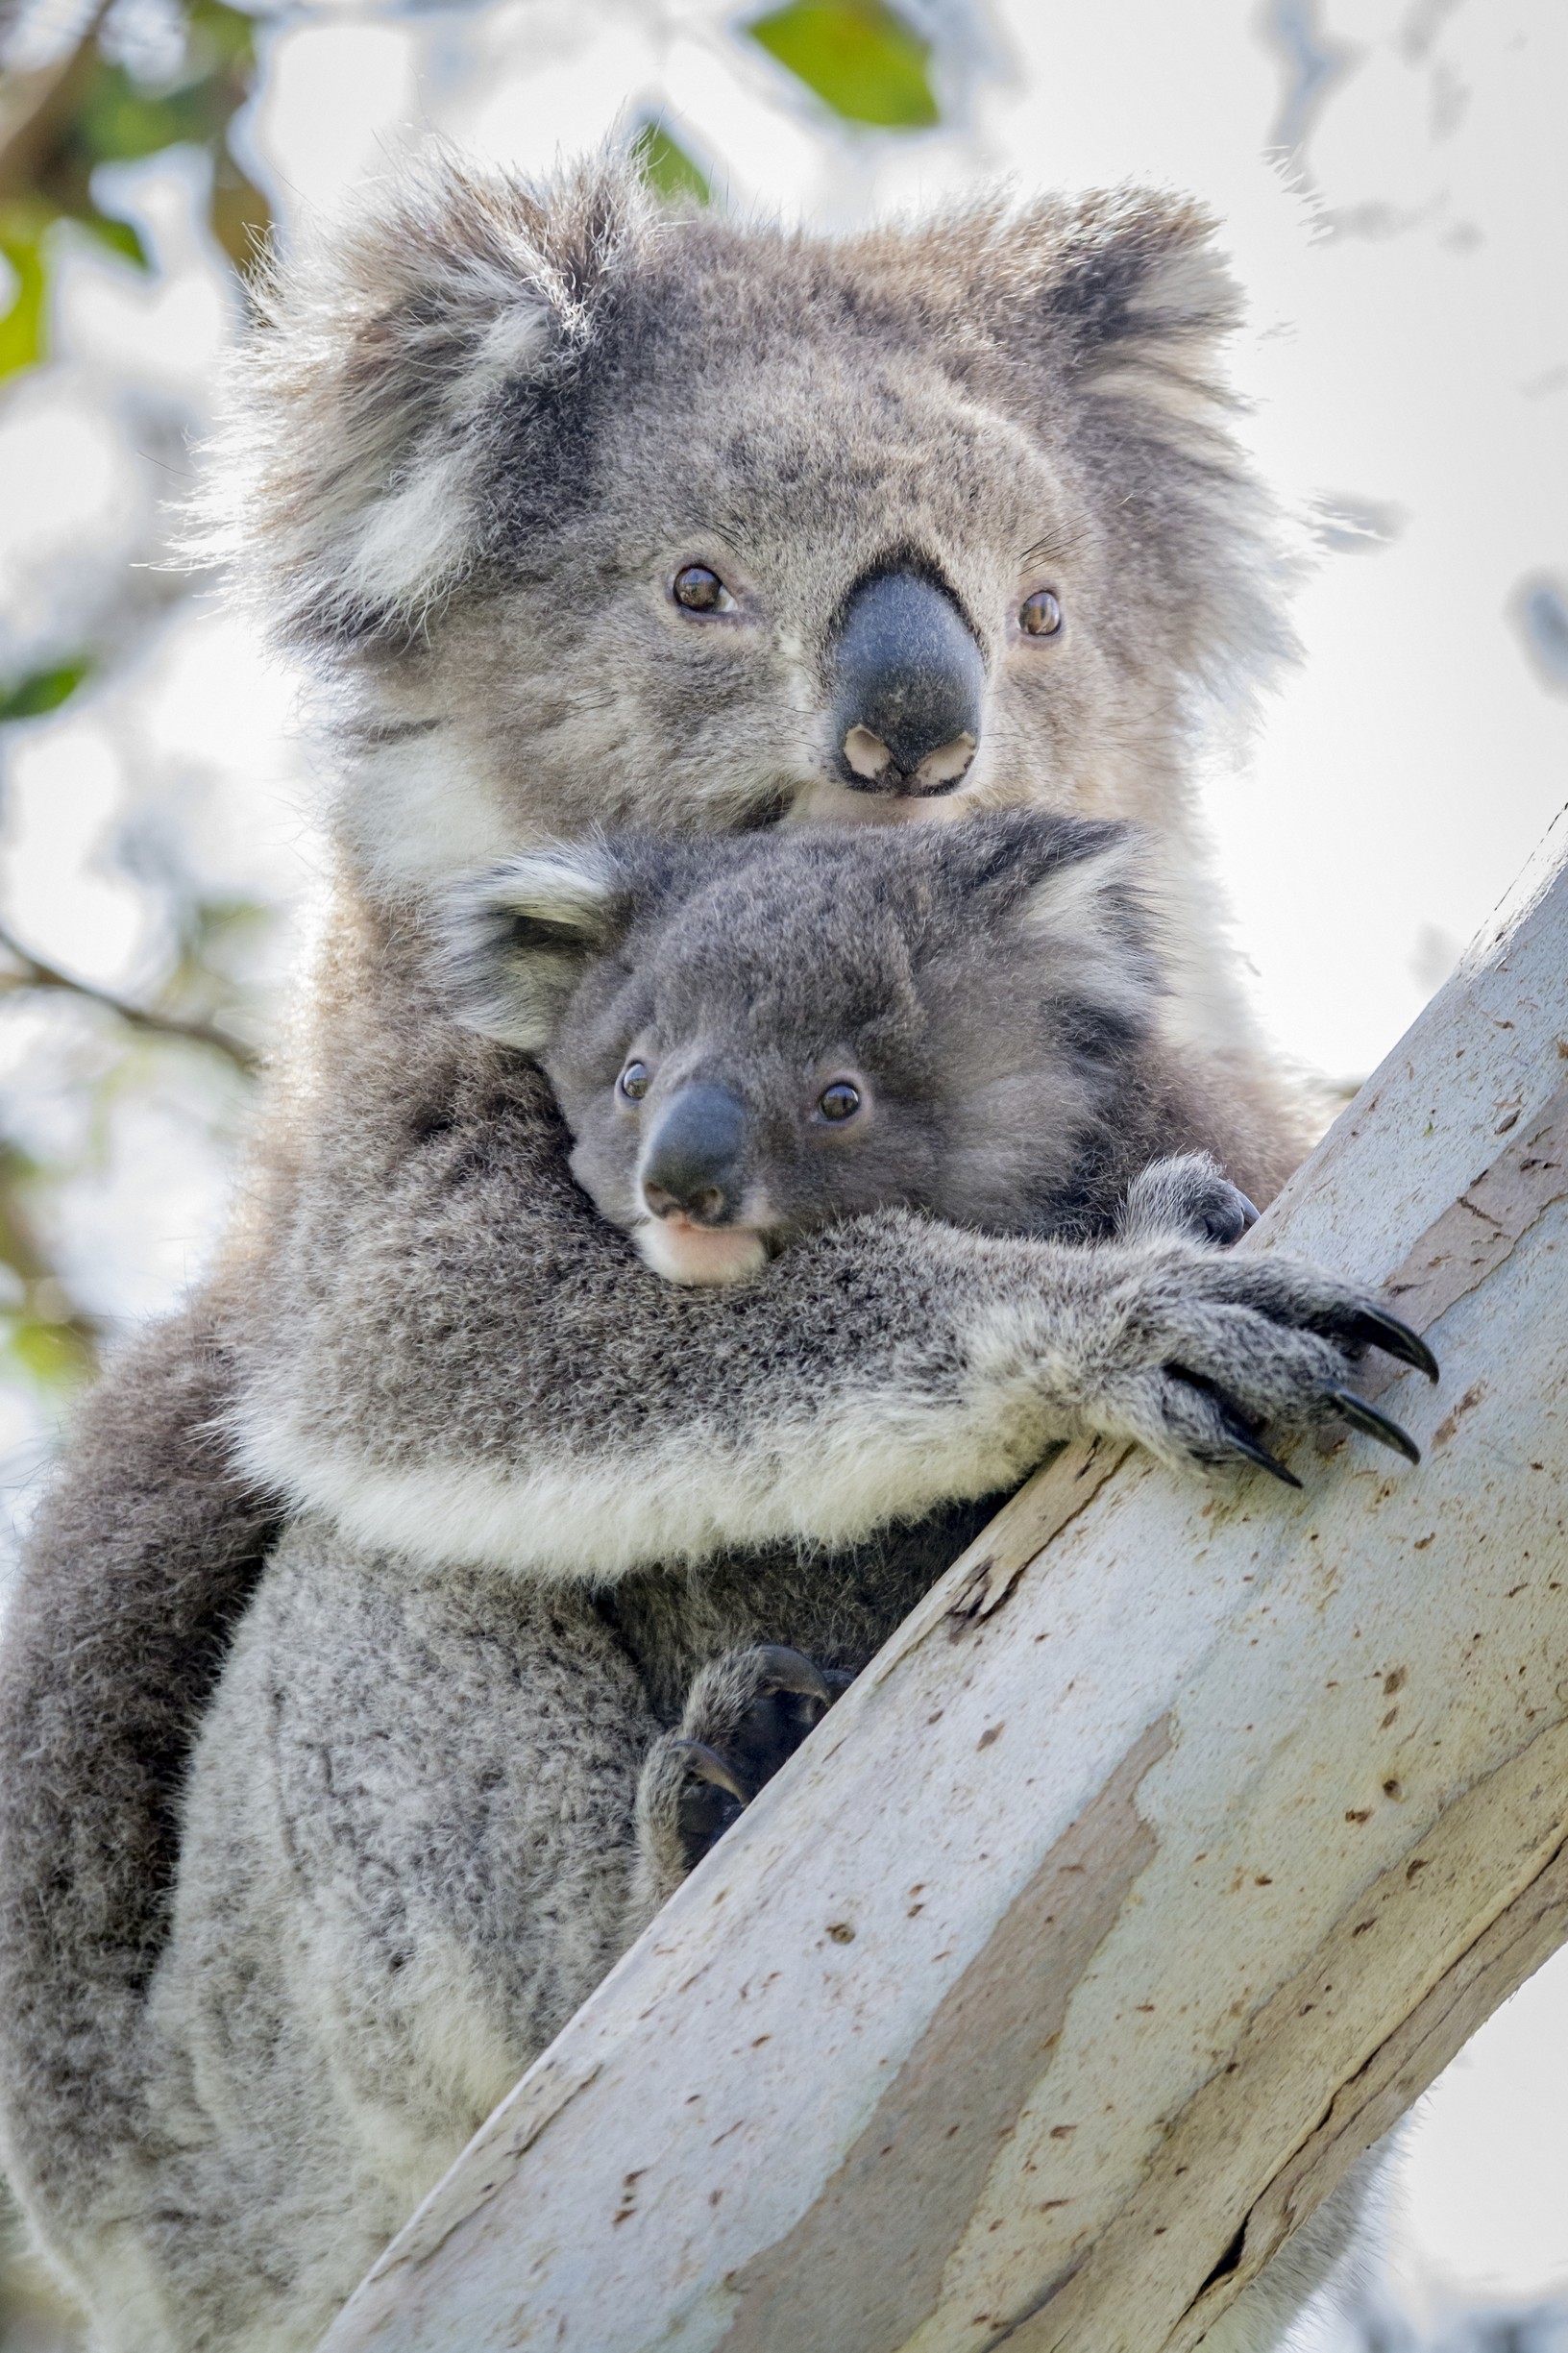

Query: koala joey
<box><xmin>0</xmin><ymin>153</ymin><xmax>1438</xmax><ymax>2353</ymax></box>
<box><xmin>449</xmin><ymin>807</ymin><xmax>1266</xmax><ymax>1289</ymax></box>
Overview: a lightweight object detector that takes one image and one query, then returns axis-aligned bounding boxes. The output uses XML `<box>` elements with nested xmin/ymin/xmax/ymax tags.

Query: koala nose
<box><xmin>830</xmin><ymin>570</ymin><xmax>985</xmax><ymax>796</ymax></box>
<box><xmin>640</xmin><ymin>1084</ymin><xmax>746</xmax><ymax>1225</ymax></box>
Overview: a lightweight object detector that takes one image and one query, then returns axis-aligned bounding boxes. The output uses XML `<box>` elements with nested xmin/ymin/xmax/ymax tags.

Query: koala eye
<box><xmin>817</xmin><ymin>1080</ymin><xmax>862</xmax><ymax>1123</ymax></box>
<box><xmin>671</xmin><ymin>564</ymin><xmax>735</xmax><ymax>615</ymax></box>
<box><xmin>1019</xmin><ymin>588</ymin><xmax>1063</xmax><ymax>637</ymax></box>
<box><xmin>619</xmin><ymin>1060</ymin><xmax>650</xmax><ymax>1103</ymax></box>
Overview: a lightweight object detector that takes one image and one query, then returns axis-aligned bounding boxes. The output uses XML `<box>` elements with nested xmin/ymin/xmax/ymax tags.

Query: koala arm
<box><xmin>233</xmin><ymin>1062</ymin><xmax>1432</xmax><ymax>1584</ymax></box>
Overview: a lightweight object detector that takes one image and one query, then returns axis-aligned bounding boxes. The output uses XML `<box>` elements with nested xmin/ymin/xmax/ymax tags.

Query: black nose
<box><xmin>830</xmin><ymin>570</ymin><xmax>984</xmax><ymax>796</ymax></box>
<box><xmin>641</xmin><ymin>1084</ymin><xmax>746</xmax><ymax>1224</ymax></box>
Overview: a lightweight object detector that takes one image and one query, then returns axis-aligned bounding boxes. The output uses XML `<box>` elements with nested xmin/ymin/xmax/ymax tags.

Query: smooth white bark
<box><xmin>322</xmin><ymin>808</ymin><xmax>1568</xmax><ymax>2353</ymax></box>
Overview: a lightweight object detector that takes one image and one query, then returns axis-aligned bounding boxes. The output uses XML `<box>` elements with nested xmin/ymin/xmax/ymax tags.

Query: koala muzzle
<box><xmin>640</xmin><ymin>1084</ymin><xmax>747</xmax><ymax>1225</ymax></box>
<box><xmin>831</xmin><ymin>570</ymin><xmax>985</xmax><ymax>796</ymax></box>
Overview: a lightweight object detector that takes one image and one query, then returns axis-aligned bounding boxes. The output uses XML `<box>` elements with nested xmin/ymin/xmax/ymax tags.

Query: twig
<box><xmin>0</xmin><ymin>919</ymin><xmax>259</xmax><ymax>1073</ymax></box>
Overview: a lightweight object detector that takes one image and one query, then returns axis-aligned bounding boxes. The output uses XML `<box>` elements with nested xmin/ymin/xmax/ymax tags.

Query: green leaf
<box><xmin>7</xmin><ymin>1314</ymin><xmax>96</xmax><ymax>1390</ymax></box>
<box><xmin>75</xmin><ymin>68</ymin><xmax>224</xmax><ymax>168</ymax></box>
<box><xmin>631</xmin><ymin>120</ymin><xmax>711</xmax><ymax>206</ymax></box>
<box><xmin>0</xmin><ymin>662</ymin><xmax>91</xmax><ymax>723</ymax></box>
<box><xmin>747</xmin><ymin>0</ymin><xmax>939</xmax><ymax>129</ymax></box>
<box><xmin>76</xmin><ymin>211</ymin><xmax>148</xmax><ymax>269</ymax></box>
<box><xmin>0</xmin><ymin>212</ymin><xmax>49</xmax><ymax>379</ymax></box>
<box><xmin>22</xmin><ymin>0</ymin><xmax>268</xmax><ymax>283</ymax></box>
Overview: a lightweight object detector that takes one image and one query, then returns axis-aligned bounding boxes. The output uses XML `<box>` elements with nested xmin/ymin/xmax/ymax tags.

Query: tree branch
<box><xmin>0</xmin><ymin>919</ymin><xmax>259</xmax><ymax>1073</ymax></box>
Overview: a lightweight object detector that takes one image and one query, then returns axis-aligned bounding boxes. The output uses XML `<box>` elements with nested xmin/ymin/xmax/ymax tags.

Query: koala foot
<box><xmin>1118</xmin><ymin>1153</ymin><xmax>1259</xmax><ymax>1248</ymax></box>
<box><xmin>1061</xmin><ymin>1233</ymin><xmax>1439</xmax><ymax>1487</ymax></box>
<box><xmin>631</xmin><ymin>1645</ymin><xmax>851</xmax><ymax>1919</ymax></box>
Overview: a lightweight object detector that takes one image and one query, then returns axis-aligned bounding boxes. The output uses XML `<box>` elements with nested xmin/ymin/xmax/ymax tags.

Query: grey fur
<box><xmin>0</xmin><ymin>153</ymin><xmax>1389</xmax><ymax>2351</ymax></box>
<box><xmin>448</xmin><ymin>811</ymin><xmax>1252</xmax><ymax>1273</ymax></box>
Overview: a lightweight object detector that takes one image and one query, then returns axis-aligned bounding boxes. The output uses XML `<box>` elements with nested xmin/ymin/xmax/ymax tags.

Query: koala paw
<box><xmin>631</xmin><ymin>1646</ymin><xmax>850</xmax><ymax>1916</ymax></box>
<box><xmin>1118</xmin><ymin>1152</ymin><xmax>1259</xmax><ymax>1248</ymax></box>
<box><xmin>1061</xmin><ymin>1237</ymin><xmax>1439</xmax><ymax>1487</ymax></box>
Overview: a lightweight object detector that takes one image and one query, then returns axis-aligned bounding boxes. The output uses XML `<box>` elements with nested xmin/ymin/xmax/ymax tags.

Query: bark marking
<box><xmin>711</xmin><ymin>1716</ymin><xmax>1172</xmax><ymax>2353</ymax></box>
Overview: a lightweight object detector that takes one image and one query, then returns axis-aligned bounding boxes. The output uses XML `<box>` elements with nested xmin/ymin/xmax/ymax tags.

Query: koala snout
<box><xmin>830</xmin><ymin>569</ymin><xmax>984</xmax><ymax>797</ymax></box>
<box><xmin>640</xmin><ymin>1084</ymin><xmax>747</xmax><ymax>1225</ymax></box>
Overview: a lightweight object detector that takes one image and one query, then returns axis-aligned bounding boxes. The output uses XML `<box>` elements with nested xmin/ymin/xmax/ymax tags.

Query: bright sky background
<box><xmin>2</xmin><ymin>2</ymin><xmax>1565</xmax><ymax>2341</ymax></box>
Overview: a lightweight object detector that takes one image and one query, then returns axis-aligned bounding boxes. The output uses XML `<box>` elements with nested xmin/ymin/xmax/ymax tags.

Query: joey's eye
<box><xmin>672</xmin><ymin>565</ymin><xmax>734</xmax><ymax>614</ymax></box>
<box><xmin>619</xmin><ymin>1060</ymin><xmax>650</xmax><ymax>1103</ymax></box>
<box><xmin>1019</xmin><ymin>588</ymin><xmax>1063</xmax><ymax>637</ymax></box>
<box><xmin>817</xmin><ymin>1080</ymin><xmax>861</xmax><ymax>1123</ymax></box>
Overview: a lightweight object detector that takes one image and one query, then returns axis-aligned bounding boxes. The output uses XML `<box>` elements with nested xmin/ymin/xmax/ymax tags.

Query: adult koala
<box><xmin>0</xmin><ymin>155</ymin><xmax>1400</xmax><ymax>2349</ymax></box>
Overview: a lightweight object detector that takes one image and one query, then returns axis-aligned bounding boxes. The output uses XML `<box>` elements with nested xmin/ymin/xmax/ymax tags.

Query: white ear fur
<box><xmin>1075</xmin><ymin>233</ymin><xmax>1242</xmax><ymax>425</ymax></box>
<box><xmin>185</xmin><ymin>151</ymin><xmax>646</xmax><ymax>649</ymax></box>
<box><xmin>442</xmin><ymin>843</ymin><xmax>623</xmax><ymax>1051</ymax></box>
<box><xmin>1017</xmin><ymin>830</ymin><xmax>1143</xmax><ymax>948</ymax></box>
<box><xmin>1017</xmin><ymin>832</ymin><xmax>1157</xmax><ymax>1018</ymax></box>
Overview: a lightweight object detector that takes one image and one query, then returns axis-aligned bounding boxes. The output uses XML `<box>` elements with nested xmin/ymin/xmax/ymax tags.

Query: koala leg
<box><xmin>1119</xmin><ymin>1152</ymin><xmax>1260</xmax><ymax>1249</ymax></box>
<box><xmin>49</xmin><ymin>1513</ymin><xmax>662</xmax><ymax>2353</ymax></box>
<box><xmin>630</xmin><ymin>1645</ymin><xmax>852</xmax><ymax>1923</ymax></box>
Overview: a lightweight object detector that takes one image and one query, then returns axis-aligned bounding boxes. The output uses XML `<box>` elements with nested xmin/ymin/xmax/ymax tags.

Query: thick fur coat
<box><xmin>0</xmin><ymin>156</ymin><xmax>1413</xmax><ymax>2351</ymax></box>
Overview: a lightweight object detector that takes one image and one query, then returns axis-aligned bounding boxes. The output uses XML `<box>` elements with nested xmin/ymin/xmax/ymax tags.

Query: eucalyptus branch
<box><xmin>0</xmin><ymin>919</ymin><xmax>259</xmax><ymax>1074</ymax></box>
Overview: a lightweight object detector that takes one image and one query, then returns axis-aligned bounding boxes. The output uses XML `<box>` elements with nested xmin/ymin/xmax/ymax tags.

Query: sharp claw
<box><xmin>753</xmin><ymin>1644</ymin><xmax>833</xmax><ymax>1707</ymax></box>
<box><xmin>673</xmin><ymin>1740</ymin><xmax>749</xmax><ymax>1806</ymax></box>
<box><xmin>1170</xmin><ymin>1367</ymin><xmax>1304</xmax><ymax>1489</ymax></box>
<box><xmin>1213</xmin><ymin>1411</ymin><xmax>1303</xmax><ymax>1489</ymax></box>
<box><xmin>1322</xmin><ymin>1384</ymin><xmax>1422</xmax><ymax>1465</ymax></box>
<box><xmin>1348</xmin><ymin>1308</ymin><xmax>1439</xmax><ymax>1385</ymax></box>
<box><xmin>1234</xmin><ymin>1191</ymin><xmax>1261</xmax><ymax>1232</ymax></box>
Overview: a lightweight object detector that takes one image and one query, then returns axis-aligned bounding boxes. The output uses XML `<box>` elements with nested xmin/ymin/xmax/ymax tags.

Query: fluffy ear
<box><xmin>1017</xmin><ymin>824</ymin><xmax>1161</xmax><ymax>1013</ymax></box>
<box><xmin>187</xmin><ymin>150</ymin><xmax>649</xmax><ymax>651</ymax></box>
<box><xmin>441</xmin><ymin>841</ymin><xmax>632</xmax><ymax>1052</ymax></box>
<box><xmin>1032</xmin><ymin>189</ymin><xmax>1242</xmax><ymax>418</ymax></box>
<box><xmin>934</xmin><ymin>189</ymin><xmax>1293</xmax><ymax>699</ymax></box>
<box><xmin>914</xmin><ymin>811</ymin><xmax>1159</xmax><ymax>1018</ymax></box>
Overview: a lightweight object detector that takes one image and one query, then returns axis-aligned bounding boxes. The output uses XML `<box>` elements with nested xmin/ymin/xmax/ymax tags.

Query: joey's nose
<box><xmin>640</xmin><ymin>1084</ymin><xmax>746</xmax><ymax>1224</ymax></box>
<box><xmin>831</xmin><ymin>570</ymin><xmax>984</xmax><ymax>796</ymax></box>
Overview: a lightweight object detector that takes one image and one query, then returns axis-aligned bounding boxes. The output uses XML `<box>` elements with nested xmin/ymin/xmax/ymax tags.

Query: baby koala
<box><xmin>446</xmin><ymin>807</ymin><xmax>1261</xmax><ymax>1284</ymax></box>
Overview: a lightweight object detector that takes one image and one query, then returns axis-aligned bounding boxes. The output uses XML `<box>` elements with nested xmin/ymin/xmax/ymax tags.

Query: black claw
<box><xmin>1213</xmin><ymin>1412</ymin><xmax>1304</xmax><ymax>1489</ymax></box>
<box><xmin>1170</xmin><ymin>1366</ymin><xmax>1304</xmax><ymax>1489</ymax></box>
<box><xmin>753</xmin><ymin>1645</ymin><xmax>833</xmax><ymax>1707</ymax></box>
<box><xmin>1322</xmin><ymin>1384</ymin><xmax>1421</xmax><ymax>1465</ymax></box>
<box><xmin>673</xmin><ymin>1740</ymin><xmax>749</xmax><ymax>1806</ymax></box>
<box><xmin>1347</xmin><ymin>1308</ymin><xmax>1439</xmax><ymax>1385</ymax></box>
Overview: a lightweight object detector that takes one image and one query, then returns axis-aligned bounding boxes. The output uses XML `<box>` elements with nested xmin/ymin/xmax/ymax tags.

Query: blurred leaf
<box><xmin>7</xmin><ymin>1313</ymin><xmax>95</xmax><ymax>1388</ymax></box>
<box><xmin>747</xmin><ymin>0</ymin><xmax>939</xmax><ymax>128</ymax></box>
<box><xmin>0</xmin><ymin>0</ymin><xmax>270</xmax><ymax>346</ymax></box>
<box><xmin>631</xmin><ymin>120</ymin><xmax>711</xmax><ymax>205</ymax></box>
<box><xmin>77</xmin><ymin>208</ymin><xmax>147</xmax><ymax>267</ymax></box>
<box><xmin>208</xmin><ymin>144</ymin><xmax>271</xmax><ymax>273</ymax></box>
<box><xmin>0</xmin><ymin>1146</ymin><xmax>98</xmax><ymax>1392</ymax></box>
<box><xmin>0</xmin><ymin>205</ymin><xmax>47</xmax><ymax>377</ymax></box>
<box><xmin>0</xmin><ymin>659</ymin><xmax>91</xmax><ymax>721</ymax></box>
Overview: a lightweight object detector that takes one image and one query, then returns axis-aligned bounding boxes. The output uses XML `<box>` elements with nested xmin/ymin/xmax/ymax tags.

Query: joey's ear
<box><xmin>1011</xmin><ymin>818</ymin><xmax>1162</xmax><ymax>1025</ymax></box>
<box><xmin>915</xmin><ymin>812</ymin><xmax>1158</xmax><ymax>1010</ymax></box>
<box><xmin>186</xmin><ymin>150</ymin><xmax>648</xmax><ymax>652</ymax></box>
<box><xmin>441</xmin><ymin>842</ymin><xmax>636</xmax><ymax>1052</ymax></box>
<box><xmin>1013</xmin><ymin>820</ymin><xmax>1152</xmax><ymax>970</ymax></box>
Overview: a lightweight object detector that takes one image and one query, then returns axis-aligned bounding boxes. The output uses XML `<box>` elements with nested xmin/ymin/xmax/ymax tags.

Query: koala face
<box><xmin>446</xmin><ymin>812</ymin><xmax>1160</xmax><ymax>1285</ymax></box>
<box><xmin>201</xmin><ymin>158</ymin><xmax>1286</xmax><ymax>904</ymax></box>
